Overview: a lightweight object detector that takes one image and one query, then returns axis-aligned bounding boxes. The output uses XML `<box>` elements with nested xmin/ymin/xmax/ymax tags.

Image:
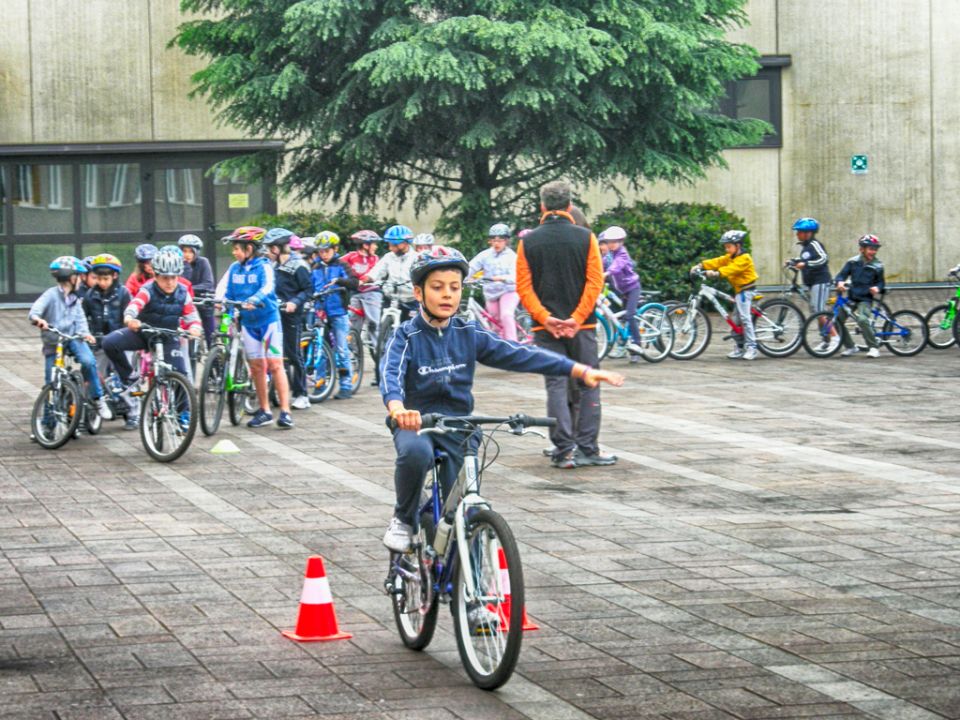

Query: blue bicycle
<box><xmin>301</xmin><ymin>289</ymin><xmax>362</xmax><ymax>402</ymax></box>
<box><xmin>801</xmin><ymin>291</ymin><xmax>927</xmax><ymax>357</ymax></box>
<box><xmin>594</xmin><ymin>287</ymin><xmax>674</xmax><ymax>362</ymax></box>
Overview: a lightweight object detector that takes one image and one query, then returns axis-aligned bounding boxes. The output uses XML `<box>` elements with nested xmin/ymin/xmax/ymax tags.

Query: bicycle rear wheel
<box><xmin>451</xmin><ymin>508</ymin><xmax>523</xmax><ymax>690</ymax></box>
<box><xmin>668</xmin><ymin>305</ymin><xmax>711</xmax><ymax>360</ymax></box>
<box><xmin>755</xmin><ymin>299</ymin><xmax>804</xmax><ymax>357</ymax></box>
<box><xmin>31</xmin><ymin>380</ymin><xmax>82</xmax><ymax>449</ymax></box>
<box><xmin>635</xmin><ymin>305</ymin><xmax>673</xmax><ymax>363</ymax></box>
<box><xmin>801</xmin><ymin>312</ymin><xmax>843</xmax><ymax>357</ymax></box>
<box><xmin>924</xmin><ymin>304</ymin><xmax>955</xmax><ymax>349</ymax></box>
<box><xmin>228</xmin><ymin>350</ymin><xmax>251</xmax><ymax>426</ymax></box>
<box><xmin>882</xmin><ymin>310</ymin><xmax>927</xmax><ymax>356</ymax></box>
<box><xmin>375</xmin><ymin>315</ymin><xmax>396</xmax><ymax>371</ymax></box>
<box><xmin>595</xmin><ymin>313</ymin><xmax>613</xmax><ymax>361</ymax></box>
<box><xmin>200</xmin><ymin>345</ymin><xmax>226</xmax><ymax>435</ymax></box>
<box><xmin>84</xmin><ymin>404</ymin><xmax>102</xmax><ymax>435</ymax></box>
<box><xmin>305</xmin><ymin>336</ymin><xmax>336</xmax><ymax>403</ymax></box>
<box><xmin>140</xmin><ymin>373</ymin><xmax>197</xmax><ymax>463</ymax></box>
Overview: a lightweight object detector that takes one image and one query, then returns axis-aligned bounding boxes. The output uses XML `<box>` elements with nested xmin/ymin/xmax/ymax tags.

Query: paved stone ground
<box><xmin>0</xmin><ymin>293</ymin><xmax>958</xmax><ymax>720</ymax></box>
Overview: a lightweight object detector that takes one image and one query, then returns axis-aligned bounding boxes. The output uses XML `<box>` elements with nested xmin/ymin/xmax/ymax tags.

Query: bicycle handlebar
<box><xmin>137</xmin><ymin>324</ymin><xmax>194</xmax><ymax>338</ymax></box>
<box><xmin>420</xmin><ymin>413</ymin><xmax>557</xmax><ymax>430</ymax></box>
<box><xmin>44</xmin><ymin>326</ymin><xmax>85</xmax><ymax>342</ymax></box>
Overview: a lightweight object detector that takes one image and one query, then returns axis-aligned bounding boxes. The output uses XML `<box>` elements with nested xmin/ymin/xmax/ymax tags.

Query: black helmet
<box><xmin>858</xmin><ymin>234</ymin><xmax>881</xmax><ymax>249</ymax></box>
<box><xmin>409</xmin><ymin>248</ymin><xmax>470</xmax><ymax>286</ymax></box>
<box><xmin>720</xmin><ymin>230</ymin><xmax>747</xmax><ymax>245</ymax></box>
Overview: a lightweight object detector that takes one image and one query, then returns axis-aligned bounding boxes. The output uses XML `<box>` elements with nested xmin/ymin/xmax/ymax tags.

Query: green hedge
<box><xmin>594</xmin><ymin>201</ymin><xmax>750</xmax><ymax>301</ymax></box>
<box><xmin>249</xmin><ymin>209</ymin><xmax>398</xmax><ymax>242</ymax></box>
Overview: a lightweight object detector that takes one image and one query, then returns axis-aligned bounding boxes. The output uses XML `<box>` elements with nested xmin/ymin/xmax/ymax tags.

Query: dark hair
<box><xmin>540</xmin><ymin>180</ymin><xmax>572</xmax><ymax>211</ymax></box>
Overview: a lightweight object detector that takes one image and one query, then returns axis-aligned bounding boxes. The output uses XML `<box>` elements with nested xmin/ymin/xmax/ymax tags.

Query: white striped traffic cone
<box><xmin>492</xmin><ymin>547</ymin><xmax>538</xmax><ymax>632</ymax></box>
<box><xmin>282</xmin><ymin>556</ymin><xmax>352</xmax><ymax>642</ymax></box>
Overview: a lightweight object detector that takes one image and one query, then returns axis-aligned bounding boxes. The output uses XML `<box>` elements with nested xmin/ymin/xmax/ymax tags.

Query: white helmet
<box><xmin>153</xmin><ymin>246</ymin><xmax>185</xmax><ymax>276</ymax></box>
<box><xmin>413</xmin><ymin>233</ymin><xmax>435</xmax><ymax>246</ymax></box>
<box><xmin>598</xmin><ymin>226</ymin><xmax>627</xmax><ymax>242</ymax></box>
<box><xmin>177</xmin><ymin>234</ymin><xmax>203</xmax><ymax>250</ymax></box>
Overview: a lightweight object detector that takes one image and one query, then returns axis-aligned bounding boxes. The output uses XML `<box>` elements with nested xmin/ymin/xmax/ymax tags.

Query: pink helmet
<box><xmin>288</xmin><ymin>234</ymin><xmax>303</xmax><ymax>251</ymax></box>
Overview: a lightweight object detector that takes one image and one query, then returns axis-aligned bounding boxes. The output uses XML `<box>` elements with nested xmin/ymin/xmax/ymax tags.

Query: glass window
<box><xmin>0</xmin><ymin>167</ymin><xmax>7</xmax><ymax>234</ymax></box>
<box><xmin>81</xmin><ymin>163</ymin><xmax>142</xmax><ymax>233</ymax></box>
<box><xmin>0</xmin><ymin>245</ymin><xmax>6</xmax><ymax>295</ymax></box>
<box><xmin>11</xmin><ymin>164</ymin><xmax>74</xmax><ymax>234</ymax></box>
<box><xmin>14</xmin><ymin>243</ymin><xmax>74</xmax><ymax>296</ymax></box>
<box><xmin>80</xmin><ymin>241</ymin><xmax>139</xmax><ymax>285</ymax></box>
<box><xmin>155</xmin><ymin>167</ymin><xmax>204</xmax><ymax>231</ymax></box>
<box><xmin>719</xmin><ymin>66</ymin><xmax>782</xmax><ymax>148</ymax></box>
<box><xmin>212</xmin><ymin>168</ymin><xmax>265</xmax><ymax>232</ymax></box>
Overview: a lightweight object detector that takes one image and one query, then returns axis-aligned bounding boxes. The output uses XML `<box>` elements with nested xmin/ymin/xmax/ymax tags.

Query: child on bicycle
<box><xmin>83</xmin><ymin>254</ymin><xmax>139</xmax><ymax>430</ymax></box>
<box><xmin>833</xmin><ymin>234</ymin><xmax>885</xmax><ymax>358</ymax></box>
<box><xmin>265</xmin><ymin>227</ymin><xmax>313</xmax><ymax>410</ymax></box>
<box><xmin>381</xmin><ymin>250</ymin><xmax>624</xmax><ymax>554</ymax></box>
<box><xmin>102</xmin><ymin>247</ymin><xmax>202</xmax><ymax>407</ymax></box>
<box><xmin>178</xmin><ymin>234</ymin><xmax>216</xmax><ymax>346</ymax></box>
<box><xmin>692</xmin><ymin>230</ymin><xmax>759</xmax><ymax>360</ymax></box>
<box><xmin>598</xmin><ymin>226</ymin><xmax>644</xmax><ymax>360</ymax></box>
<box><xmin>785</xmin><ymin>217</ymin><xmax>832</xmax><ymax>316</ymax></box>
<box><xmin>467</xmin><ymin>223</ymin><xmax>520</xmax><ymax>341</ymax></box>
<box><xmin>125</xmin><ymin>244</ymin><xmax>158</xmax><ymax>296</ymax></box>
<box><xmin>361</xmin><ymin>225</ymin><xmax>418</xmax><ymax>318</ymax></box>
<box><xmin>343</xmin><ymin>230</ymin><xmax>383</xmax><ymax>384</ymax></box>
<box><xmin>311</xmin><ymin>234</ymin><xmax>355</xmax><ymax>400</ymax></box>
<box><xmin>215</xmin><ymin>226</ymin><xmax>294</xmax><ymax>428</ymax></box>
<box><xmin>29</xmin><ymin>256</ymin><xmax>111</xmax><ymax>420</ymax></box>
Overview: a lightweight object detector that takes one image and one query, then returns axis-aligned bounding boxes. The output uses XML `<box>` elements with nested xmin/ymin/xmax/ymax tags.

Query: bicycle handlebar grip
<box><xmin>512</xmin><ymin>413</ymin><xmax>557</xmax><ymax>428</ymax></box>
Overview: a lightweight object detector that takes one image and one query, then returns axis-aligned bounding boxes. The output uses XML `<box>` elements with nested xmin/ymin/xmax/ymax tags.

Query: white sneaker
<box><xmin>866</xmin><ymin>347</ymin><xmax>881</xmax><ymax>358</ymax></box>
<box><xmin>727</xmin><ymin>347</ymin><xmax>744</xmax><ymax>359</ymax></box>
<box><xmin>626</xmin><ymin>342</ymin><xmax>643</xmax><ymax>355</ymax></box>
<box><xmin>96</xmin><ymin>396</ymin><xmax>112</xmax><ymax>420</ymax></box>
<box><xmin>382</xmin><ymin>517</ymin><xmax>414</xmax><ymax>553</ymax></box>
<box><xmin>815</xmin><ymin>340</ymin><xmax>830</xmax><ymax>353</ymax></box>
<box><xmin>466</xmin><ymin>602</ymin><xmax>501</xmax><ymax>636</ymax></box>
<box><xmin>290</xmin><ymin>395</ymin><xmax>311</xmax><ymax>410</ymax></box>
<box><xmin>742</xmin><ymin>347</ymin><xmax>758</xmax><ymax>361</ymax></box>
<box><xmin>840</xmin><ymin>347</ymin><xmax>860</xmax><ymax>357</ymax></box>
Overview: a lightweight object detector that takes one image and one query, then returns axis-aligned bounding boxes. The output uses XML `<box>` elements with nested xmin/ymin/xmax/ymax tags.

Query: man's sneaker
<box><xmin>290</xmin><ymin>395</ymin><xmax>311</xmax><ymax>410</ymax></box>
<box><xmin>550</xmin><ymin>451</ymin><xmax>577</xmax><ymax>469</ymax></box>
<box><xmin>866</xmin><ymin>347</ymin><xmax>881</xmax><ymax>358</ymax></box>
<box><xmin>96</xmin><ymin>396</ymin><xmax>112</xmax><ymax>420</ymax></box>
<box><xmin>840</xmin><ymin>346</ymin><xmax>860</xmax><ymax>357</ymax></box>
<box><xmin>466</xmin><ymin>602</ymin><xmax>500</xmax><ymax>636</ymax></box>
<box><xmin>382</xmin><ymin>517</ymin><xmax>414</xmax><ymax>553</ymax></box>
<box><xmin>727</xmin><ymin>347</ymin><xmax>744</xmax><ymax>359</ymax></box>
<box><xmin>123</xmin><ymin>416</ymin><xmax>139</xmax><ymax>431</ymax></box>
<box><xmin>276</xmin><ymin>411</ymin><xmax>294</xmax><ymax>429</ymax></box>
<box><xmin>333</xmin><ymin>388</ymin><xmax>353</xmax><ymax>400</ymax></box>
<box><xmin>246</xmin><ymin>409</ymin><xmax>274</xmax><ymax>428</ymax></box>
<box><xmin>742</xmin><ymin>347</ymin><xmax>758</xmax><ymax>361</ymax></box>
<box><xmin>573</xmin><ymin>449</ymin><xmax>618</xmax><ymax>467</ymax></box>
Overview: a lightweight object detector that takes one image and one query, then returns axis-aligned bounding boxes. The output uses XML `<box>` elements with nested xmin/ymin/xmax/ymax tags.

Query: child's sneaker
<box><xmin>742</xmin><ymin>347</ymin><xmax>758</xmax><ymax>361</ymax></box>
<box><xmin>246</xmin><ymin>409</ymin><xmax>273</xmax><ymax>428</ymax></box>
<box><xmin>290</xmin><ymin>395</ymin><xmax>311</xmax><ymax>410</ymax></box>
<box><xmin>866</xmin><ymin>347</ymin><xmax>881</xmax><ymax>358</ymax></box>
<box><xmin>727</xmin><ymin>346</ymin><xmax>744</xmax><ymax>359</ymax></box>
<box><xmin>276</xmin><ymin>411</ymin><xmax>294</xmax><ymax>429</ymax></box>
<box><xmin>96</xmin><ymin>396</ymin><xmax>112</xmax><ymax>420</ymax></box>
<box><xmin>123</xmin><ymin>416</ymin><xmax>139</xmax><ymax>431</ymax></box>
<box><xmin>840</xmin><ymin>347</ymin><xmax>860</xmax><ymax>357</ymax></box>
<box><xmin>382</xmin><ymin>517</ymin><xmax>413</xmax><ymax>553</ymax></box>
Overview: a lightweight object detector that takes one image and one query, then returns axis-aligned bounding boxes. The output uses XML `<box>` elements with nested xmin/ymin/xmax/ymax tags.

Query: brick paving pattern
<box><xmin>0</xmin><ymin>289</ymin><xmax>958</xmax><ymax>720</ymax></box>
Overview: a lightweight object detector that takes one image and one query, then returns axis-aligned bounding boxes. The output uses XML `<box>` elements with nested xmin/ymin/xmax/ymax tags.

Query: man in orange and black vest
<box><xmin>516</xmin><ymin>180</ymin><xmax>617</xmax><ymax>469</ymax></box>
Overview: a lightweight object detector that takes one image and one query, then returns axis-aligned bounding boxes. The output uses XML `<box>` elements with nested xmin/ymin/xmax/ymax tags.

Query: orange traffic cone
<box><xmin>493</xmin><ymin>548</ymin><xmax>539</xmax><ymax>632</ymax></box>
<box><xmin>282</xmin><ymin>556</ymin><xmax>352</xmax><ymax>642</ymax></box>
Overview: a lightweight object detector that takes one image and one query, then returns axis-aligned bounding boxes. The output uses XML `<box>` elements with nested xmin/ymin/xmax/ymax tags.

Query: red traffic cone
<box><xmin>492</xmin><ymin>548</ymin><xmax>539</xmax><ymax>632</ymax></box>
<box><xmin>282</xmin><ymin>556</ymin><xmax>352</xmax><ymax>642</ymax></box>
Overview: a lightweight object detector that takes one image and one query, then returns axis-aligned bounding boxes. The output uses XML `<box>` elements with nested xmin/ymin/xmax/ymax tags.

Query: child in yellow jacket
<box><xmin>692</xmin><ymin>230</ymin><xmax>759</xmax><ymax>360</ymax></box>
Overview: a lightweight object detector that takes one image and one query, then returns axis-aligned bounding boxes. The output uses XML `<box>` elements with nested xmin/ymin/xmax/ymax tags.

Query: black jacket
<box><xmin>790</xmin><ymin>239</ymin><xmax>832</xmax><ymax>287</ymax></box>
<box><xmin>274</xmin><ymin>255</ymin><xmax>312</xmax><ymax>310</ymax></box>
<box><xmin>834</xmin><ymin>255</ymin><xmax>885</xmax><ymax>302</ymax></box>
<box><xmin>83</xmin><ymin>281</ymin><xmax>132</xmax><ymax>344</ymax></box>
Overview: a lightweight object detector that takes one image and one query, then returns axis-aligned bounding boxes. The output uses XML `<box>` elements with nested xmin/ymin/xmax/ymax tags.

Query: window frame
<box><xmin>720</xmin><ymin>55</ymin><xmax>790</xmax><ymax>149</ymax></box>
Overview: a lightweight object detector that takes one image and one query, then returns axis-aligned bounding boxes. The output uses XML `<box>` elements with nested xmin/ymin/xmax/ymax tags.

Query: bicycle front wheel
<box><xmin>141</xmin><ymin>373</ymin><xmax>197</xmax><ymax>463</ymax></box>
<box><xmin>375</xmin><ymin>315</ymin><xmax>396</xmax><ymax>370</ymax></box>
<box><xmin>924</xmin><ymin>304</ymin><xmax>955</xmax><ymax>349</ymax></box>
<box><xmin>451</xmin><ymin>508</ymin><xmax>523</xmax><ymax>690</ymax></box>
<box><xmin>755</xmin><ymin>299</ymin><xmax>804</xmax><ymax>357</ymax></box>
<box><xmin>668</xmin><ymin>305</ymin><xmax>711</xmax><ymax>360</ymax></box>
<box><xmin>595</xmin><ymin>312</ymin><xmax>613</xmax><ymax>361</ymax></box>
<box><xmin>305</xmin><ymin>337</ymin><xmax>336</xmax><ymax>403</ymax></box>
<box><xmin>635</xmin><ymin>305</ymin><xmax>673</xmax><ymax>363</ymax></box>
<box><xmin>31</xmin><ymin>380</ymin><xmax>82</xmax><ymax>449</ymax></box>
<box><xmin>882</xmin><ymin>310</ymin><xmax>927</xmax><ymax>356</ymax></box>
<box><xmin>199</xmin><ymin>345</ymin><xmax>226</xmax><ymax>436</ymax></box>
<box><xmin>347</xmin><ymin>328</ymin><xmax>364</xmax><ymax>393</ymax></box>
<box><xmin>228</xmin><ymin>350</ymin><xmax>251</xmax><ymax>426</ymax></box>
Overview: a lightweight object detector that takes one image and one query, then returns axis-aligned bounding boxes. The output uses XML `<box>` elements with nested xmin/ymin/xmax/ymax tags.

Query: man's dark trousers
<box><xmin>280</xmin><ymin>311</ymin><xmax>307</xmax><ymax>398</ymax></box>
<box><xmin>535</xmin><ymin>329</ymin><xmax>600</xmax><ymax>457</ymax></box>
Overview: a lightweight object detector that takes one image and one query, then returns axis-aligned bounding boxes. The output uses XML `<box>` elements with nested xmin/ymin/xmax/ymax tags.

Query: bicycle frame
<box><xmin>685</xmin><ymin>282</ymin><xmax>760</xmax><ymax>336</ymax></box>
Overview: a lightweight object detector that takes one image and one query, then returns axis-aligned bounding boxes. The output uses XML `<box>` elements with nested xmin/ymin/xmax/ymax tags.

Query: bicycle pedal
<box><xmin>129</xmin><ymin>390</ymin><xmax>146</xmax><ymax>397</ymax></box>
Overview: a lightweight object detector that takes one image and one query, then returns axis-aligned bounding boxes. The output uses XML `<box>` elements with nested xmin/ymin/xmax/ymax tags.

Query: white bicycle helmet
<box><xmin>598</xmin><ymin>226</ymin><xmax>627</xmax><ymax>242</ymax></box>
<box><xmin>413</xmin><ymin>233</ymin><xmax>435</xmax><ymax>246</ymax></box>
<box><xmin>153</xmin><ymin>246</ymin><xmax>185</xmax><ymax>276</ymax></box>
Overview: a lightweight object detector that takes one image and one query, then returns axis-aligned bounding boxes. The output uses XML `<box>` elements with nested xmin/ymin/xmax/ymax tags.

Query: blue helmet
<box><xmin>792</xmin><ymin>217</ymin><xmax>819</xmax><ymax>233</ymax></box>
<box><xmin>384</xmin><ymin>224</ymin><xmax>414</xmax><ymax>245</ymax></box>
<box><xmin>135</xmin><ymin>243</ymin><xmax>158</xmax><ymax>262</ymax></box>
<box><xmin>263</xmin><ymin>227</ymin><xmax>297</xmax><ymax>247</ymax></box>
<box><xmin>49</xmin><ymin>255</ymin><xmax>86</xmax><ymax>280</ymax></box>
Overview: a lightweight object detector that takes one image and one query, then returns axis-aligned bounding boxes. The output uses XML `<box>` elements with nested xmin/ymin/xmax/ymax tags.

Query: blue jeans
<box><xmin>45</xmin><ymin>340</ymin><xmax>104</xmax><ymax>399</ymax></box>
<box><xmin>329</xmin><ymin>314</ymin><xmax>353</xmax><ymax>392</ymax></box>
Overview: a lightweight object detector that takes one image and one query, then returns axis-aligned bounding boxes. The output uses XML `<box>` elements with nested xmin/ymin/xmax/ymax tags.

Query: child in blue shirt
<box><xmin>311</xmin><ymin>235</ymin><xmax>355</xmax><ymax>400</ymax></box>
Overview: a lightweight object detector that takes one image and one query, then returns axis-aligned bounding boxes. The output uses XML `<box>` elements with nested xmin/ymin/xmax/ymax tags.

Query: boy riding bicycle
<box><xmin>380</xmin><ymin>249</ymin><xmax>623</xmax><ymax>554</ymax></box>
<box><xmin>834</xmin><ymin>234</ymin><xmax>885</xmax><ymax>358</ymax></box>
<box><xmin>692</xmin><ymin>230</ymin><xmax>759</xmax><ymax>360</ymax></box>
<box><xmin>29</xmin><ymin>256</ymin><xmax>111</xmax><ymax>421</ymax></box>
